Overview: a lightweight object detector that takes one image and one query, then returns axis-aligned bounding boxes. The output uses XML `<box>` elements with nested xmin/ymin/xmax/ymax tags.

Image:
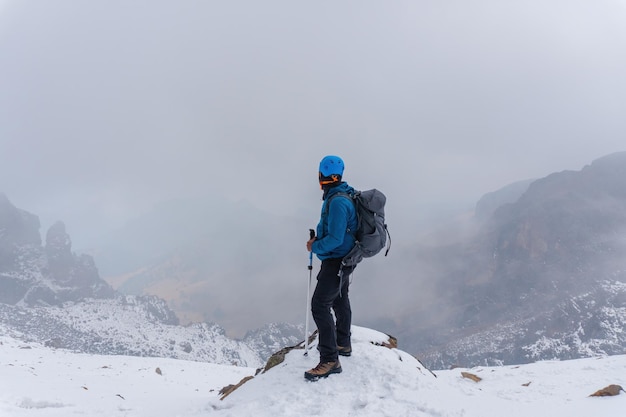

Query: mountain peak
<box><xmin>0</xmin><ymin>193</ymin><xmax>41</xmax><ymax>249</ymax></box>
<box><xmin>590</xmin><ymin>150</ymin><xmax>626</xmax><ymax>168</ymax></box>
<box><xmin>0</xmin><ymin>194</ymin><xmax>114</xmax><ymax>305</ymax></box>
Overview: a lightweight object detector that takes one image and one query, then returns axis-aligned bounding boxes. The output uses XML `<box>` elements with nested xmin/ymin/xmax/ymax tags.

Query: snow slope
<box><xmin>0</xmin><ymin>334</ymin><xmax>255</xmax><ymax>417</ymax></box>
<box><xmin>0</xmin><ymin>297</ymin><xmax>264</xmax><ymax>368</ymax></box>
<box><xmin>2</xmin><ymin>326</ymin><xmax>625</xmax><ymax>417</ymax></box>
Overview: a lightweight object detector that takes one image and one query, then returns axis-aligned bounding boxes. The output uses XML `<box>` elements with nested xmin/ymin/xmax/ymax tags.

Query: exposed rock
<box><xmin>219</xmin><ymin>376</ymin><xmax>255</xmax><ymax>400</ymax></box>
<box><xmin>45</xmin><ymin>221</ymin><xmax>73</xmax><ymax>269</ymax></box>
<box><xmin>372</xmin><ymin>334</ymin><xmax>398</xmax><ymax>349</ymax></box>
<box><xmin>44</xmin><ymin>221</ymin><xmax>115</xmax><ymax>301</ymax></box>
<box><xmin>0</xmin><ymin>192</ymin><xmax>41</xmax><ymax>251</ymax></box>
<box><xmin>260</xmin><ymin>330</ymin><xmax>320</xmax><ymax>374</ymax></box>
<box><xmin>461</xmin><ymin>372</ymin><xmax>482</xmax><ymax>383</ymax></box>
<box><xmin>589</xmin><ymin>384</ymin><xmax>624</xmax><ymax>397</ymax></box>
<box><xmin>262</xmin><ymin>342</ymin><xmax>305</xmax><ymax>374</ymax></box>
<box><xmin>0</xmin><ymin>194</ymin><xmax>43</xmax><ymax>304</ymax></box>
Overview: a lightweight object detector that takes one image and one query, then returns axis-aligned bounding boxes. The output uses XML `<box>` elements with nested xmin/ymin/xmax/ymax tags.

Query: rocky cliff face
<box><xmin>0</xmin><ymin>194</ymin><xmax>115</xmax><ymax>306</ymax></box>
<box><xmin>0</xmin><ymin>193</ymin><xmax>41</xmax><ymax>276</ymax></box>
<box><xmin>0</xmin><ymin>194</ymin><xmax>298</xmax><ymax>366</ymax></box>
<box><xmin>44</xmin><ymin>221</ymin><xmax>115</xmax><ymax>302</ymax></box>
<box><xmin>400</xmin><ymin>152</ymin><xmax>626</xmax><ymax>368</ymax></box>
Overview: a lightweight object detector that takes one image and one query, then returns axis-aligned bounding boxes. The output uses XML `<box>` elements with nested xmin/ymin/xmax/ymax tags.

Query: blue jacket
<box><xmin>312</xmin><ymin>182</ymin><xmax>358</xmax><ymax>260</ymax></box>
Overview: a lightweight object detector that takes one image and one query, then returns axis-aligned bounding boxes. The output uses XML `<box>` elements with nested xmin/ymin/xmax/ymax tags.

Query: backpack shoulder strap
<box><xmin>324</xmin><ymin>191</ymin><xmax>358</xmax><ymax>237</ymax></box>
<box><xmin>323</xmin><ymin>192</ymin><xmax>354</xmax><ymax>215</ymax></box>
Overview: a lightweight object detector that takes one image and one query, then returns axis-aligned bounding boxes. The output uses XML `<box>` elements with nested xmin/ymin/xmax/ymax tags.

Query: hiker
<box><xmin>304</xmin><ymin>155</ymin><xmax>358</xmax><ymax>381</ymax></box>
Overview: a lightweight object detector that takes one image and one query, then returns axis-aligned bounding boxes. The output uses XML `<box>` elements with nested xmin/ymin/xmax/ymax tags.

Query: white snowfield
<box><xmin>1</xmin><ymin>326</ymin><xmax>624</xmax><ymax>417</ymax></box>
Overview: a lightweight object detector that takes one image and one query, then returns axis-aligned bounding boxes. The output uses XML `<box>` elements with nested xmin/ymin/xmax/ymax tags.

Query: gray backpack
<box><xmin>327</xmin><ymin>189</ymin><xmax>391</xmax><ymax>267</ymax></box>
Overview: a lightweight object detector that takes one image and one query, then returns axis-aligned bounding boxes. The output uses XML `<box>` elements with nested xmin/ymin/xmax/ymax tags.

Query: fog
<box><xmin>1</xmin><ymin>1</ymin><xmax>626</xmax><ymax>335</ymax></box>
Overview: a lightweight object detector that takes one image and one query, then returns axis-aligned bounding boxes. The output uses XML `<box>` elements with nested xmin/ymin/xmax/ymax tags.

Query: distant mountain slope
<box><xmin>397</xmin><ymin>152</ymin><xmax>626</xmax><ymax>367</ymax></box>
<box><xmin>474</xmin><ymin>178</ymin><xmax>534</xmax><ymax>221</ymax></box>
<box><xmin>0</xmin><ymin>194</ymin><xmax>298</xmax><ymax>367</ymax></box>
<box><xmin>0</xmin><ymin>296</ymin><xmax>261</xmax><ymax>367</ymax></box>
<box><xmin>88</xmin><ymin>196</ymin><xmax>311</xmax><ymax>336</ymax></box>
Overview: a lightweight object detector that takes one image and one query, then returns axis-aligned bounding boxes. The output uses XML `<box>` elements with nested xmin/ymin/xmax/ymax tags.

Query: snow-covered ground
<box><xmin>1</xmin><ymin>326</ymin><xmax>624</xmax><ymax>417</ymax></box>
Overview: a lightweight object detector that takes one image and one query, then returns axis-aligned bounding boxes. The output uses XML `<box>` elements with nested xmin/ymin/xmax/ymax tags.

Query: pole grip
<box><xmin>308</xmin><ymin>229</ymin><xmax>315</xmax><ymax>270</ymax></box>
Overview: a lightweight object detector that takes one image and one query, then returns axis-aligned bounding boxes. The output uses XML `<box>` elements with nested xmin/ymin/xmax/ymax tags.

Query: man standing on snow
<box><xmin>304</xmin><ymin>155</ymin><xmax>358</xmax><ymax>381</ymax></box>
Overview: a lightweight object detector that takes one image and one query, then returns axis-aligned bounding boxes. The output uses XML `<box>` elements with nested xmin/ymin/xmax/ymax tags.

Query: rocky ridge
<box><xmin>402</xmin><ymin>152</ymin><xmax>626</xmax><ymax>368</ymax></box>
<box><xmin>0</xmin><ymin>194</ymin><xmax>299</xmax><ymax>367</ymax></box>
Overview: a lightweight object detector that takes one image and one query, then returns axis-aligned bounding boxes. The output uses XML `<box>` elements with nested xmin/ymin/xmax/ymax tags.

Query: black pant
<box><xmin>311</xmin><ymin>258</ymin><xmax>355</xmax><ymax>363</ymax></box>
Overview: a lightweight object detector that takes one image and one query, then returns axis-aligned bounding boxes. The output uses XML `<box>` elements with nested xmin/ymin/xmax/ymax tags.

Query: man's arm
<box><xmin>311</xmin><ymin>198</ymin><xmax>350</xmax><ymax>255</ymax></box>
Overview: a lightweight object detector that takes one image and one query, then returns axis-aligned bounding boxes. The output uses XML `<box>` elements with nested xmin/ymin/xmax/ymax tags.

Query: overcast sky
<box><xmin>1</xmin><ymin>0</ymin><xmax>626</xmax><ymax>248</ymax></box>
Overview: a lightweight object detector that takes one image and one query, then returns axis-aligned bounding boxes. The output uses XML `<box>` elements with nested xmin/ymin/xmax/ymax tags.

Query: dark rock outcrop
<box><xmin>399</xmin><ymin>152</ymin><xmax>626</xmax><ymax>368</ymax></box>
<box><xmin>0</xmin><ymin>195</ymin><xmax>114</xmax><ymax>306</ymax></box>
<box><xmin>42</xmin><ymin>221</ymin><xmax>115</xmax><ymax>302</ymax></box>
<box><xmin>0</xmin><ymin>193</ymin><xmax>41</xmax><ymax>273</ymax></box>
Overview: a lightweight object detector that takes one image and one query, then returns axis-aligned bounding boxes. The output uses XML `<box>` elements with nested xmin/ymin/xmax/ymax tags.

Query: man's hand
<box><xmin>306</xmin><ymin>237</ymin><xmax>316</xmax><ymax>252</ymax></box>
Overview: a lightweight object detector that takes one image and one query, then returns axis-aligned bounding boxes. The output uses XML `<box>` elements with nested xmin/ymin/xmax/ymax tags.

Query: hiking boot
<box><xmin>337</xmin><ymin>346</ymin><xmax>352</xmax><ymax>357</ymax></box>
<box><xmin>304</xmin><ymin>360</ymin><xmax>342</xmax><ymax>381</ymax></box>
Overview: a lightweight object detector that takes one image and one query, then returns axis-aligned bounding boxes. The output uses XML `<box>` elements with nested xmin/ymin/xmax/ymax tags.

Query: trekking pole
<box><xmin>304</xmin><ymin>229</ymin><xmax>315</xmax><ymax>356</ymax></box>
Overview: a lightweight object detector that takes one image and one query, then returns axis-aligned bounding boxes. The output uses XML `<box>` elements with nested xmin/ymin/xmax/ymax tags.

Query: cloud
<box><xmin>1</xmin><ymin>0</ymin><xmax>625</xmax><ymax>248</ymax></box>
